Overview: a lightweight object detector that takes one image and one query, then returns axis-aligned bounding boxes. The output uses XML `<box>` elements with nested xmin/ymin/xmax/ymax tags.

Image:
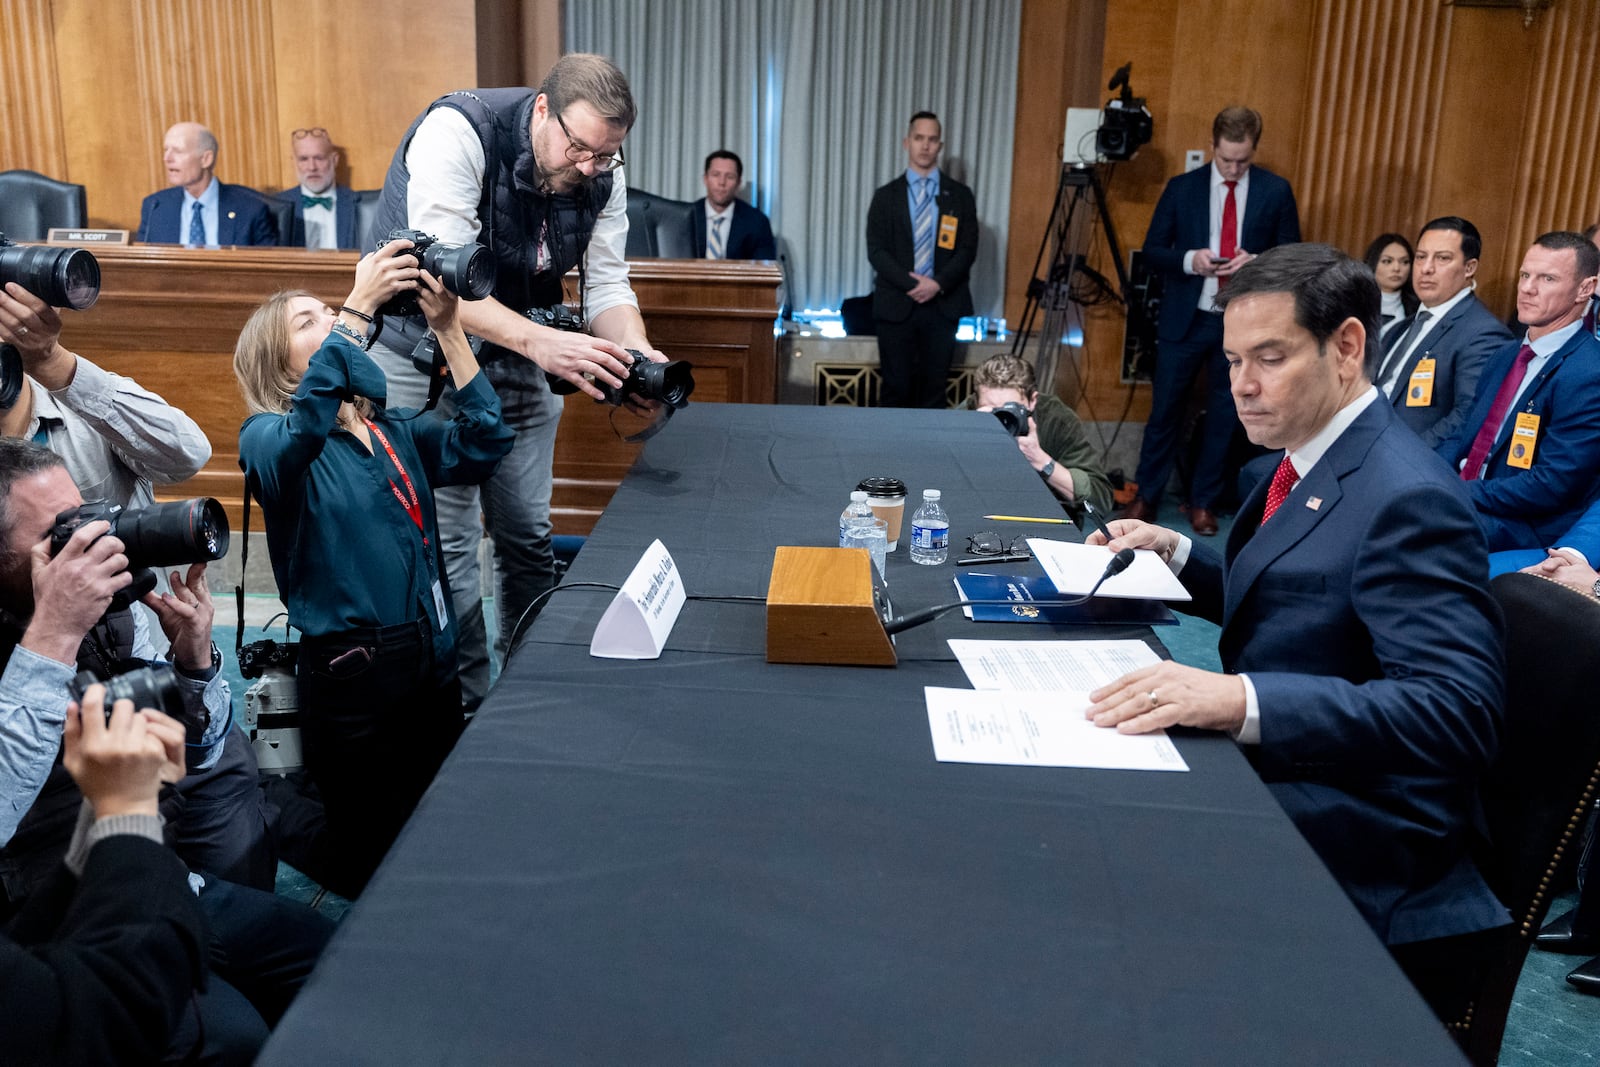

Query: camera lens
<box><xmin>0</xmin><ymin>244</ymin><xmax>100</xmax><ymax>310</ymax></box>
<box><xmin>114</xmin><ymin>497</ymin><xmax>231</xmax><ymax>567</ymax></box>
<box><xmin>424</xmin><ymin>243</ymin><xmax>496</xmax><ymax>301</ymax></box>
<box><xmin>644</xmin><ymin>360</ymin><xmax>695</xmax><ymax>408</ymax></box>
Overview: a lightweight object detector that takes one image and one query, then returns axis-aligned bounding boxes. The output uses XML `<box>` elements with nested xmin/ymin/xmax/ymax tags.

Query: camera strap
<box><xmin>363</xmin><ymin>419</ymin><xmax>427</xmax><ymax>545</ymax></box>
<box><xmin>235</xmin><ymin>487</ymin><xmax>252</xmax><ymax>659</ymax></box>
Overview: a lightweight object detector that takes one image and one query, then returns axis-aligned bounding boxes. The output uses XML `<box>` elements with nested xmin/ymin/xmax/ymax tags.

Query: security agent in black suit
<box><xmin>687</xmin><ymin>150</ymin><xmax>776</xmax><ymax>261</ymax></box>
<box><xmin>866</xmin><ymin>111</ymin><xmax>978</xmax><ymax>408</ymax></box>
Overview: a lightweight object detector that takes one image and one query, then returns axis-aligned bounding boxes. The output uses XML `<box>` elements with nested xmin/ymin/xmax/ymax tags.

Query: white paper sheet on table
<box><xmin>925</xmin><ymin>686</ymin><xmax>1188</xmax><ymax>771</ymax></box>
<box><xmin>948</xmin><ymin>638</ymin><xmax>1162</xmax><ymax>691</ymax></box>
<box><xmin>1027</xmin><ymin>538</ymin><xmax>1192</xmax><ymax>601</ymax></box>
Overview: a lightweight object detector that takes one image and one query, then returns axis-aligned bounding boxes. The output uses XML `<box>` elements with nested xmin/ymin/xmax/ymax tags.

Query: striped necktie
<box><xmin>708</xmin><ymin>215</ymin><xmax>725</xmax><ymax>260</ymax></box>
<box><xmin>912</xmin><ymin>178</ymin><xmax>934</xmax><ymax>276</ymax></box>
<box><xmin>188</xmin><ymin>201</ymin><xmax>206</xmax><ymax>247</ymax></box>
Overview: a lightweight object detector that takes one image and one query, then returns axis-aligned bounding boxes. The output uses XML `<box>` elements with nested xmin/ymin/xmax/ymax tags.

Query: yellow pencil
<box><xmin>983</xmin><ymin>514</ymin><xmax>1072</xmax><ymax>524</ymax></box>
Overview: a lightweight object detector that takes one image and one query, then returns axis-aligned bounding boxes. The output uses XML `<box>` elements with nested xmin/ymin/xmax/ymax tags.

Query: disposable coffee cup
<box><xmin>857</xmin><ymin>477</ymin><xmax>908</xmax><ymax>551</ymax></box>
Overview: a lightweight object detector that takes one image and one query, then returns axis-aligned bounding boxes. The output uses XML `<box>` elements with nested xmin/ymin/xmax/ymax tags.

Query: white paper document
<box><xmin>1027</xmin><ymin>538</ymin><xmax>1192</xmax><ymax>601</ymax></box>
<box><xmin>948</xmin><ymin>638</ymin><xmax>1162</xmax><ymax>691</ymax></box>
<box><xmin>925</xmin><ymin>687</ymin><xmax>1188</xmax><ymax>771</ymax></box>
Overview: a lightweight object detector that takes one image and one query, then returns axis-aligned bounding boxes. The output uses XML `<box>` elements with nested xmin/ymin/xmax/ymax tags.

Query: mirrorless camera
<box><xmin>377</xmin><ymin>228</ymin><xmax>497</xmax><ymax>317</ymax></box>
<box><xmin>528</xmin><ymin>305</ymin><xmax>696</xmax><ymax>409</ymax></box>
<box><xmin>0</xmin><ymin>233</ymin><xmax>101</xmax><ymax>409</ymax></box>
<box><xmin>68</xmin><ymin>661</ymin><xmax>207</xmax><ymax>743</ymax></box>
<box><xmin>48</xmin><ymin>498</ymin><xmax>230</xmax><ymax>610</ymax></box>
<box><xmin>991</xmin><ymin>401</ymin><xmax>1032</xmax><ymax>438</ymax></box>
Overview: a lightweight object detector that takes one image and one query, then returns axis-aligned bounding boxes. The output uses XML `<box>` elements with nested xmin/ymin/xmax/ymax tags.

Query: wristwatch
<box><xmin>1038</xmin><ymin>460</ymin><xmax>1056</xmax><ymax>480</ymax></box>
<box><xmin>1591</xmin><ymin>577</ymin><xmax>1600</xmax><ymax>601</ymax></box>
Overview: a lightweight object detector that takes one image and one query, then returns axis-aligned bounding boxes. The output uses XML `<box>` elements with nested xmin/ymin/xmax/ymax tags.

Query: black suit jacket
<box><xmin>135</xmin><ymin>182</ymin><xmax>277</xmax><ymax>246</ymax></box>
<box><xmin>686</xmin><ymin>197</ymin><xmax>776</xmax><ymax>260</ymax></box>
<box><xmin>273</xmin><ymin>184</ymin><xmax>359</xmax><ymax>249</ymax></box>
<box><xmin>866</xmin><ymin>172</ymin><xmax>978</xmax><ymax>323</ymax></box>
<box><xmin>1375</xmin><ymin>292</ymin><xmax>1513</xmax><ymax>448</ymax></box>
<box><xmin>1141</xmin><ymin>164</ymin><xmax>1300</xmax><ymax>341</ymax></box>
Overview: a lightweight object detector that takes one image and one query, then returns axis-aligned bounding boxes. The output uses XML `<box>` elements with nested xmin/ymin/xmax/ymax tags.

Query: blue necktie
<box><xmin>188</xmin><ymin>201</ymin><xmax>205</xmax><ymax>247</ymax></box>
<box><xmin>912</xmin><ymin>178</ymin><xmax>935</xmax><ymax>277</ymax></box>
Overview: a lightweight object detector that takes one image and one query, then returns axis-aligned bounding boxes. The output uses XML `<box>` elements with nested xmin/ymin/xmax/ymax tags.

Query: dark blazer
<box><xmin>2</xmin><ymin>836</ymin><xmax>207</xmax><ymax>1065</ymax></box>
<box><xmin>1436</xmin><ymin>329</ymin><xmax>1600</xmax><ymax>551</ymax></box>
<box><xmin>136</xmin><ymin>181</ymin><xmax>278</xmax><ymax>246</ymax></box>
<box><xmin>1375</xmin><ymin>292</ymin><xmax>1513</xmax><ymax>448</ymax></box>
<box><xmin>1182</xmin><ymin>397</ymin><xmax>1506</xmax><ymax>945</ymax></box>
<box><xmin>686</xmin><ymin>197</ymin><xmax>776</xmax><ymax>260</ymax></box>
<box><xmin>273</xmin><ymin>184</ymin><xmax>359</xmax><ymax>249</ymax></box>
<box><xmin>1141</xmin><ymin>164</ymin><xmax>1300</xmax><ymax>342</ymax></box>
<box><xmin>866</xmin><ymin>171</ymin><xmax>978</xmax><ymax>324</ymax></box>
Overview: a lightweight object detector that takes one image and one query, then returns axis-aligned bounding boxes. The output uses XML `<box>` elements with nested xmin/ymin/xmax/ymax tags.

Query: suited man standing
<box><xmin>687</xmin><ymin>151</ymin><xmax>775</xmax><ymax>261</ymax></box>
<box><xmin>866</xmin><ymin>111</ymin><xmax>978</xmax><ymax>408</ymax></box>
<box><xmin>1086</xmin><ymin>243</ymin><xmax>1507</xmax><ymax>1024</ymax></box>
<box><xmin>1436</xmin><ymin>231</ymin><xmax>1600</xmax><ymax>552</ymax></box>
<box><xmin>1125</xmin><ymin>106</ymin><xmax>1300</xmax><ymax>535</ymax></box>
<box><xmin>135</xmin><ymin>122</ymin><xmax>276</xmax><ymax>247</ymax></box>
<box><xmin>1370</xmin><ymin>217</ymin><xmax>1512</xmax><ymax>449</ymax></box>
<box><xmin>273</xmin><ymin>127</ymin><xmax>359</xmax><ymax>250</ymax></box>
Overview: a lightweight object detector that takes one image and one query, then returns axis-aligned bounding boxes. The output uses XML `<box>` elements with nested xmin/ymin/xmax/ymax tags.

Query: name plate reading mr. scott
<box><xmin>47</xmin><ymin>228</ymin><xmax>131</xmax><ymax>245</ymax></box>
<box><xmin>589</xmin><ymin>539</ymin><xmax>686</xmax><ymax>659</ymax></box>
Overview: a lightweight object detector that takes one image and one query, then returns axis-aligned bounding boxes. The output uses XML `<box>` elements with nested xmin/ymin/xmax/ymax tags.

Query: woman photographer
<box><xmin>971</xmin><ymin>353</ymin><xmax>1114</xmax><ymax>516</ymax></box>
<box><xmin>234</xmin><ymin>240</ymin><xmax>513</xmax><ymax>896</ymax></box>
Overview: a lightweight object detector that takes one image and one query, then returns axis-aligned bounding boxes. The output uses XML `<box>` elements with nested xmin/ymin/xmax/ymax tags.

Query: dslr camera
<box><xmin>376</xmin><ymin>228</ymin><xmax>497</xmax><ymax>317</ymax></box>
<box><xmin>49</xmin><ymin>497</ymin><xmax>230</xmax><ymax>610</ymax></box>
<box><xmin>68</xmin><ymin>661</ymin><xmax>208</xmax><ymax>744</ymax></box>
<box><xmin>238</xmin><ymin>638</ymin><xmax>298</xmax><ymax>680</ymax></box>
<box><xmin>528</xmin><ymin>305</ymin><xmax>696</xmax><ymax>409</ymax></box>
<box><xmin>991</xmin><ymin>401</ymin><xmax>1032</xmax><ymax>438</ymax></box>
<box><xmin>0</xmin><ymin>232</ymin><xmax>101</xmax><ymax>410</ymax></box>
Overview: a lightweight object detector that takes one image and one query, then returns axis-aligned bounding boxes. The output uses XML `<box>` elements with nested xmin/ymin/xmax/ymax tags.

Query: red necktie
<box><xmin>1460</xmin><ymin>345</ymin><xmax>1535</xmax><ymax>481</ymax></box>
<box><xmin>1217</xmin><ymin>180</ymin><xmax>1238</xmax><ymax>290</ymax></box>
<box><xmin>1260</xmin><ymin>454</ymin><xmax>1296</xmax><ymax>525</ymax></box>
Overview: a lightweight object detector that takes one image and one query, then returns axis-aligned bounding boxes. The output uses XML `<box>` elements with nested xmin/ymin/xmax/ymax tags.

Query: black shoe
<box><xmin>1567</xmin><ymin>955</ymin><xmax>1600</xmax><ymax>994</ymax></box>
<box><xmin>1535</xmin><ymin>907</ymin><xmax>1600</xmax><ymax>955</ymax></box>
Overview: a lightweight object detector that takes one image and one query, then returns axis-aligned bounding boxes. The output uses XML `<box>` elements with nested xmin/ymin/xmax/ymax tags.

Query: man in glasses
<box><xmin>367</xmin><ymin>53</ymin><xmax>666</xmax><ymax>713</ymax></box>
<box><xmin>273</xmin><ymin>127</ymin><xmax>359</xmax><ymax>250</ymax></box>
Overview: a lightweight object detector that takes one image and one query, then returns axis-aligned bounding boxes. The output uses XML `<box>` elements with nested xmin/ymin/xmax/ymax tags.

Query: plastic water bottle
<box><xmin>910</xmin><ymin>489</ymin><xmax>949</xmax><ymax>565</ymax></box>
<box><xmin>839</xmin><ymin>490</ymin><xmax>874</xmax><ymax>547</ymax></box>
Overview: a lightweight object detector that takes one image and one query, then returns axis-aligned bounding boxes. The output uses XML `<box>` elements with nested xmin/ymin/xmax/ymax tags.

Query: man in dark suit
<box><xmin>273</xmin><ymin>127</ymin><xmax>359</xmax><ymax>250</ymax></box>
<box><xmin>135</xmin><ymin>122</ymin><xmax>276</xmax><ymax>247</ymax></box>
<box><xmin>1372</xmin><ymin>216</ymin><xmax>1512</xmax><ymax>448</ymax></box>
<box><xmin>1436</xmin><ymin>231</ymin><xmax>1600</xmax><ymax>552</ymax></box>
<box><xmin>686</xmin><ymin>150</ymin><xmax>775</xmax><ymax>261</ymax></box>
<box><xmin>866</xmin><ymin>111</ymin><xmax>978</xmax><ymax>408</ymax></box>
<box><xmin>1125</xmin><ymin>106</ymin><xmax>1301</xmax><ymax>535</ymax></box>
<box><xmin>1087</xmin><ymin>243</ymin><xmax>1507</xmax><ymax>1022</ymax></box>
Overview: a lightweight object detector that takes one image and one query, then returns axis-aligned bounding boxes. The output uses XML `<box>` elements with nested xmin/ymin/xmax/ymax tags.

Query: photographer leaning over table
<box><xmin>970</xmin><ymin>353</ymin><xmax>1115</xmax><ymax>517</ymax></box>
<box><xmin>234</xmin><ymin>239</ymin><xmax>513</xmax><ymax>898</ymax></box>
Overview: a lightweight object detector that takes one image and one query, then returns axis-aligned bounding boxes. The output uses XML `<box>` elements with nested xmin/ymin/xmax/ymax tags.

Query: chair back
<box><xmin>624</xmin><ymin>187</ymin><xmax>695</xmax><ymax>258</ymax></box>
<box><xmin>1454</xmin><ymin>572</ymin><xmax>1600</xmax><ymax>1064</ymax></box>
<box><xmin>0</xmin><ymin>169</ymin><xmax>87</xmax><ymax>240</ymax></box>
<box><xmin>353</xmin><ymin>189</ymin><xmax>384</xmax><ymax>252</ymax></box>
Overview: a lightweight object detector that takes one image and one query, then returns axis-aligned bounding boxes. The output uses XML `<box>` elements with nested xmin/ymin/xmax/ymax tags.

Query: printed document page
<box><xmin>1027</xmin><ymin>538</ymin><xmax>1192</xmax><ymax>601</ymax></box>
<box><xmin>925</xmin><ymin>687</ymin><xmax>1189</xmax><ymax>771</ymax></box>
<box><xmin>948</xmin><ymin>638</ymin><xmax>1161</xmax><ymax>691</ymax></box>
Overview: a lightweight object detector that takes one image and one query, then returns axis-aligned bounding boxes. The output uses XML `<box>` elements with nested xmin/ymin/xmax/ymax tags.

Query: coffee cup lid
<box><xmin>856</xmin><ymin>477</ymin><xmax>907</xmax><ymax>497</ymax></box>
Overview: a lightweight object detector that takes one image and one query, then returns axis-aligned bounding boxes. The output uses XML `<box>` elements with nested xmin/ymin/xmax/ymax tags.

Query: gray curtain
<box><xmin>566</xmin><ymin>0</ymin><xmax>1021</xmax><ymax>317</ymax></box>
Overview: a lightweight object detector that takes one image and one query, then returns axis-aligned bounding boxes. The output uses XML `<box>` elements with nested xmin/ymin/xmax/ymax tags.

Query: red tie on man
<box><xmin>1260</xmin><ymin>453</ymin><xmax>1297</xmax><ymax>525</ymax></box>
<box><xmin>1217</xmin><ymin>179</ymin><xmax>1239</xmax><ymax>289</ymax></box>
<box><xmin>1460</xmin><ymin>345</ymin><xmax>1535</xmax><ymax>481</ymax></box>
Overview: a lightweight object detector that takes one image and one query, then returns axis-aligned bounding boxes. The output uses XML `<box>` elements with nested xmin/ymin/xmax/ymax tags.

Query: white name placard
<box><xmin>589</xmin><ymin>539</ymin><xmax>686</xmax><ymax>659</ymax></box>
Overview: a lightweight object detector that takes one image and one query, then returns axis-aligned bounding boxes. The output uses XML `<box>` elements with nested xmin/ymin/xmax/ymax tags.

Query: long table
<box><xmin>259</xmin><ymin>404</ymin><xmax>1463</xmax><ymax>1065</ymax></box>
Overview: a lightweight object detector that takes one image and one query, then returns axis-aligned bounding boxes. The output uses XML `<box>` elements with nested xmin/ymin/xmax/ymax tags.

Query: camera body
<box><xmin>48</xmin><ymin>498</ymin><xmax>230</xmax><ymax>610</ymax></box>
<box><xmin>377</xmin><ymin>228</ymin><xmax>497</xmax><ymax>317</ymax></box>
<box><xmin>991</xmin><ymin>401</ymin><xmax>1032</xmax><ymax>438</ymax></box>
<box><xmin>527</xmin><ymin>305</ymin><xmax>696</xmax><ymax>409</ymax></box>
<box><xmin>68</xmin><ymin>662</ymin><xmax>207</xmax><ymax>744</ymax></box>
<box><xmin>238</xmin><ymin>638</ymin><xmax>298</xmax><ymax>680</ymax></box>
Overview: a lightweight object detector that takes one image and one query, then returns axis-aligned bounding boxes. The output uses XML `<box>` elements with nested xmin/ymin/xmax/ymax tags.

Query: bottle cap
<box><xmin>924</xmin><ymin>489</ymin><xmax>940</xmax><ymax>500</ymax></box>
<box><xmin>850</xmin><ymin>490</ymin><xmax>868</xmax><ymax>502</ymax></box>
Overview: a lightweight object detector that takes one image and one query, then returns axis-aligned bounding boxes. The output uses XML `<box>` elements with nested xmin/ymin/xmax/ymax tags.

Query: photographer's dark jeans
<box><xmin>295</xmin><ymin>619</ymin><xmax>463</xmax><ymax>898</ymax></box>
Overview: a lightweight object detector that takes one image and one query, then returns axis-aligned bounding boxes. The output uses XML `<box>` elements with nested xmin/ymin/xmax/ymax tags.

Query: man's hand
<box><xmin>23</xmin><ymin>522</ymin><xmax>132</xmax><ymax>665</ymax></box>
<box><xmin>415</xmin><ymin>270</ymin><xmax>461</xmax><ymax>338</ymax></box>
<box><xmin>0</xmin><ymin>282</ymin><xmax>75</xmax><ymax>389</ymax></box>
<box><xmin>141</xmin><ymin>563</ymin><xmax>215</xmax><ymax>672</ymax></box>
<box><xmin>907</xmin><ymin>273</ymin><xmax>940</xmax><ymax>304</ymax></box>
<box><xmin>1084</xmin><ymin>518</ymin><xmax>1182</xmax><ymax>564</ymax></box>
<box><xmin>63</xmin><ymin>685</ymin><xmax>177</xmax><ymax>819</ymax></box>
<box><xmin>1521</xmin><ymin>549</ymin><xmax>1600</xmax><ymax>597</ymax></box>
<box><xmin>1215</xmin><ymin>250</ymin><xmax>1254</xmax><ymax>277</ymax></box>
<box><xmin>1085</xmin><ymin>661</ymin><xmax>1247</xmax><ymax>735</ymax></box>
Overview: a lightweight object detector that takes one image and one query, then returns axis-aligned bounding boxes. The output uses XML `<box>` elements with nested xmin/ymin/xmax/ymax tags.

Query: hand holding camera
<box><xmin>63</xmin><ymin>683</ymin><xmax>186</xmax><ymax>819</ymax></box>
<box><xmin>527</xmin><ymin>306</ymin><xmax>694</xmax><ymax>411</ymax></box>
<box><xmin>347</xmin><ymin>238</ymin><xmax>427</xmax><ymax>322</ymax></box>
<box><xmin>24</xmin><ymin>519</ymin><xmax>132</xmax><ymax>665</ymax></box>
<box><xmin>372</xmin><ymin>229</ymin><xmax>495</xmax><ymax>319</ymax></box>
<box><xmin>140</xmin><ymin>562</ymin><xmax>217</xmax><ymax>676</ymax></box>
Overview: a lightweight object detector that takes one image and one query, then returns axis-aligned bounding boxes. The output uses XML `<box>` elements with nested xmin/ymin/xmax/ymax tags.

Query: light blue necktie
<box><xmin>912</xmin><ymin>177</ymin><xmax>935</xmax><ymax>277</ymax></box>
<box><xmin>708</xmin><ymin>215</ymin><xmax>725</xmax><ymax>260</ymax></box>
<box><xmin>188</xmin><ymin>201</ymin><xmax>205</xmax><ymax>247</ymax></box>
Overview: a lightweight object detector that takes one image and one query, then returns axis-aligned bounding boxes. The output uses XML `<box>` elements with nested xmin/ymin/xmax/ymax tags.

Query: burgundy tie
<box><xmin>1217</xmin><ymin>180</ymin><xmax>1238</xmax><ymax>289</ymax></box>
<box><xmin>1260</xmin><ymin>454</ymin><xmax>1296</xmax><ymax>525</ymax></box>
<box><xmin>1460</xmin><ymin>345</ymin><xmax>1535</xmax><ymax>482</ymax></box>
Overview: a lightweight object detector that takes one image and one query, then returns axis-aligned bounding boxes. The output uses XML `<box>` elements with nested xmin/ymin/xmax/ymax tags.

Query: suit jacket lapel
<box><xmin>1490</xmin><ymin>332</ymin><xmax>1581</xmax><ymax>456</ymax></box>
<box><xmin>1387</xmin><ymin>299</ymin><xmax>1467</xmax><ymax>407</ymax></box>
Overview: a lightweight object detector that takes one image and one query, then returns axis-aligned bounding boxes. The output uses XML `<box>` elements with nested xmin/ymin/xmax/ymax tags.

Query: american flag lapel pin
<box><xmin>1306</xmin><ymin>496</ymin><xmax>1322</xmax><ymax>510</ymax></box>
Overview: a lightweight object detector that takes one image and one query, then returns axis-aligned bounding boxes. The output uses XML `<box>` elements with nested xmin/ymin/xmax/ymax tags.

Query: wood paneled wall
<box><xmin>1009</xmin><ymin>0</ymin><xmax>1600</xmax><ymax>420</ymax></box>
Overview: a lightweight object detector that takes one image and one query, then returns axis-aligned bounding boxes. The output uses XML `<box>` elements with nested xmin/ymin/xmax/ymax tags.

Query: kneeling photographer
<box><xmin>234</xmin><ymin>239</ymin><xmax>513</xmax><ymax>897</ymax></box>
<box><xmin>971</xmin><ymin>353</ymin><xmax>1115</xmax><ymax>517</ymax></box>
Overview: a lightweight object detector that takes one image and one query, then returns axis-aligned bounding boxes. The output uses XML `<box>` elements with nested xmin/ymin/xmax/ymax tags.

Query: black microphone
<box><xmin>881</xmin><ymin>548</ymin><xmax>1137</xmax><ymax>635</ymax></box>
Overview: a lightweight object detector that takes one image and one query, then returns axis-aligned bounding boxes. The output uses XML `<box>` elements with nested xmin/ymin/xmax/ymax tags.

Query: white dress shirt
<box><xmin>1181</xmin><ymin>162</ymin><xmax>1250</xmax><ymax>313</ymax></box>
<box><xmin>704</xmin><ymin>203</ymin><xmax>733</xmax><ymax>259</ymax></box>
<box><xmin>1377</xmin><ymin>285</ymin><xmax>1474</xmax><ymax>399</ymax></box>
<box><xmin>299</xmin><ymin>184</ymin><xmax>339</xmax><ymax>251</ymax></box>
<box><xmin>181</xmin><ymin>177</ymin><xmax>220</xmax><ymax>248</ymax></box>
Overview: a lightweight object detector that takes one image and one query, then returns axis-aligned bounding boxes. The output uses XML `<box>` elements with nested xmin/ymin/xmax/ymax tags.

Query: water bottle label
<box><xmin>912</xmin><ymin>524</ymin><xmax>949</xmax><ymax>549</ymax></box>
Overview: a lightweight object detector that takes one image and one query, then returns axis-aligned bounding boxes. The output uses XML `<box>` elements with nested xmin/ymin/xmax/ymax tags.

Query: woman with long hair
<box><xmin>1363</xmin><ymin>232</ymin><xmax>1418</xmax><ymax>340</ymax></box>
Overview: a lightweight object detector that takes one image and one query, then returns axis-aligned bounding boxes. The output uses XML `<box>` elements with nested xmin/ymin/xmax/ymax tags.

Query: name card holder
<box><xmin>590</xmin><ymin>539</ymin><xmax>686</xmax><ymax>659</ymax></box>
<box><xmin>47</xmin><ymin>228</ymin><xmax>130</xmax><ymax>245</ymax></box>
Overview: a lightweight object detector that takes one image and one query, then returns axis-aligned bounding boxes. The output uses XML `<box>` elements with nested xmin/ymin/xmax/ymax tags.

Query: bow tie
<box><xmin>302</xmin><ymin>194</ymin><xmax>333</xmax><ymax>210</ymax></box>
